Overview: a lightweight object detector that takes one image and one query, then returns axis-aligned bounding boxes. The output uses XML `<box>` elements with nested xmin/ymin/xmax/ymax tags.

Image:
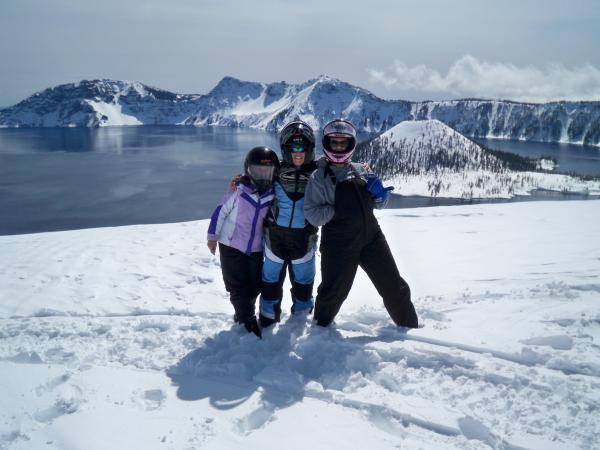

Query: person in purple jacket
<box><xmin>207</xmin><ymin>147</ymin><xmax>279</xmax><ymax>338</ymax></box>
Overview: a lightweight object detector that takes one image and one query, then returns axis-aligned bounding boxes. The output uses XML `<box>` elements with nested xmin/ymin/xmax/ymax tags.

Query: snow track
<box><xmin>1</xmin><ymin>201</ymin><xmax>599</xmax><ymax>449</ymax></box>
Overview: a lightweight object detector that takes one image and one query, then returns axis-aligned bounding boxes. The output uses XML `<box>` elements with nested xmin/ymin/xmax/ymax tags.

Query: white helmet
<box><xmin>322</xmin><ymin>119</ymin><xmax>357</xmax><ymax>164</ymax></box>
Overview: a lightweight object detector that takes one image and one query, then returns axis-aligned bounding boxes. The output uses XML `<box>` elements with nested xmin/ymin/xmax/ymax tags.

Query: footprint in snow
<box><xmin>35</xmin><ymin>372</ymin><xmax>71</xmax><ymax>396</ymax></box>
<box><xmin>139</xmin><ymin>389</ymin><xmax>167</xmax><ymax>411</ymax></box>
<box><xmin>33</xmin><ymin>385</ymin><xmax>84</xmax><ymax>423</ymax></box>
<box><xmin>521</xmin><ymin>335</ymin><xmax>574</xmax><ymax>350</ymax></box>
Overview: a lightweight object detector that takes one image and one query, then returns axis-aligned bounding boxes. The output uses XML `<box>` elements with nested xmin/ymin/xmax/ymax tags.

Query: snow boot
<box><xmin>259</xmin><ymin>313</ymin><xmax>278</xmax><ymax>328</ymax></box>
<box><xmin>244</xmin><ymin>316</ymin><xmax>262</xmax><ymax>339</ymax></box>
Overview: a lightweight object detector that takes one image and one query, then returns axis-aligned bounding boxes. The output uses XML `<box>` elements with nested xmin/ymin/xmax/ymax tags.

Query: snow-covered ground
<box><xmin>1</xmin><ymin>201</ymin><xmax>599</xmax><ymax>449</ymax></box>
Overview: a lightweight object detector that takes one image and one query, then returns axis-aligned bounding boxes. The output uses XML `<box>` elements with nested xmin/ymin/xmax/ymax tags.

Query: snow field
<box><xmin>1</xmin><ymin>201</ymin><xmax>599</xmax><ymax>449</ymax></box>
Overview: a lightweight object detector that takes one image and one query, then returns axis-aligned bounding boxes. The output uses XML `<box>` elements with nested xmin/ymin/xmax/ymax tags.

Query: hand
<box><xmin>229</xmin><ymin>174</ymin><xmax>243</xmax><ymax>192</ymax></box>
<box><xmin>207</xmin><ymin>240</ymin><xmax>217</xmax><ymax>255</ymax></box>
<box><xmin>366</xmin><ymin>173</ymin><xmax>394</xmax><ymax>202</ymax></box>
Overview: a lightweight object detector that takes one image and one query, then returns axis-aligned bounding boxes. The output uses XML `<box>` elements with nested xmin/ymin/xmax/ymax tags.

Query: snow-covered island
<box><xmin>1</xmin><ymin>200</ymin><xmax>599</xmax><ymax>449</ymax></box>
<box><xmin>1</xmin><ymin>77</ymin><xmax>600</xmax><ymax>147</ymax></box>
<box><xmin>356</xmin><ymin>120</ymin><xmax>600</xmax><ymax>198</ymax></box>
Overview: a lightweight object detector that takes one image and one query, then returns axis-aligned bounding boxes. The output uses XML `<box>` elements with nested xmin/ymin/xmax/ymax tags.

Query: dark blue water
<box><xmin>0</xmin><ymin>127</ymin><xmax>597</xmax><ymax>235</ymax></box>
<box><xmin>474</xmin><ymin>138</ymin><xmax>600</xmax><ymax>177</ymax></box>
<box><xmin>0</xmin><ymin>127</ymin><xmax>279</xmax><ymax>235</ymax></box>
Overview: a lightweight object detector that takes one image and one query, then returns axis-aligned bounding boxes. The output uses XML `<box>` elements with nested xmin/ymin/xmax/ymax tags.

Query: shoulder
<box><xmin>279</xmin><ymin>162</ymin><xmax>294</xmax><ymax>172</ymax></box>
<box><xmin>302</xmin><ymin>159</ymin><xmax>320</xmax><ymax>173</ymax></box>
<box><xmin>309</xmin><ymin>163</ymin><xmax>327</xmax><ymax>182</ymax></box>
<box><xmin>237</xmin><ymin>183</ymin><xmax>254</xmax><ymax>197</ymax></box>
<box><xmin>278</xmin><ymin>165</ymin><xmax>295</xmax><ymax>179</ymax></box>
<box><xmin>315</xmin><ymin>157</ymin><xmax>328</xmax><ymax>169</ymax></box>
<box><xmin>273</xmin><ymin>182</ymin><xmax>286</xmax><ymax>196</ymax></box>
<box><xmin>314</xmin><ymin>157</ymin><xmax>331</xmax><ymax>175</ymax></box>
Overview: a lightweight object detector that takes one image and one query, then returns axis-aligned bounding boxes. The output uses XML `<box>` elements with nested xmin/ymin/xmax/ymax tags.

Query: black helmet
<box><xmin>279</xmin><ymin>120</ymin><xmax>315</xmax><ymax>165</ymax></box>
<box><xmin>244</xmin><ymin>146</ymin><xmax>280</xmax><ymax>193</ymax></box>
<box><xmin>322</xmin><ymin>119</ymin><xmax>357</xmax><ymax>164</ymax></box>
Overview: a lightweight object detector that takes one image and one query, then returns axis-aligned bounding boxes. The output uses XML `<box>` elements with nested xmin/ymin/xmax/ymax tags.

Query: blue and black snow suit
<box><xmin>259</xmin><ymin>160</ymin><xmax>318</xmax><ymax>325</ymax></box>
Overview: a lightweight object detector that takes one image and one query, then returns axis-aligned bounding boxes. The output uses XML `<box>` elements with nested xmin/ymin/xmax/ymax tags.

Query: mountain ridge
<box><xmin>1</xmin><ymin>76</ymin><xmax>599</xmax><ymax>146</ymax></box>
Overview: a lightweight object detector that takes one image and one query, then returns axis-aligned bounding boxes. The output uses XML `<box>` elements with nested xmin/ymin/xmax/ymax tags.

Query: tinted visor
<box><xmin>248</xmin><ymin>164</ymin><xmax>276</xmax><ymax>182</ymax></box>
<box><xmin>323</xmin><ymin>135</ymin><xmax>355</xmax><ymax>154</ymax></box>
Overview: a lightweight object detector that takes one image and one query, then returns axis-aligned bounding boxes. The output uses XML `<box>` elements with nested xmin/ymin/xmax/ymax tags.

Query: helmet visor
<box><xmin>248</xmin><ymin>164</ymin><xmax>276</xmax><ymax>182</ymax></box>
<box><xmin>323</xmin><ymin>135</ymin><xmax>355</xmax><ymax>154</ymax></box>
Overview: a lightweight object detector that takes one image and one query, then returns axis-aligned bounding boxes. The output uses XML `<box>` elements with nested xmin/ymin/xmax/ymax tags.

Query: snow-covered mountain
<box><xmin>356</xmin><ymin>119</ymin><xmax>506</xmax><ymax>176</ymax></box>
<box><xmin>1</xmin><ymin>76</ymin><xmax>600</xmax><ymax>146</ymax></box>
<box><xmin>413</xmin><ymin>98</ymin><xmax>600</xmax><ymax>147</ymax></box>
<box><xmin>355</xmin><ymin>120</ymin><xmax>600</xmax><ymax>198</ymax></box>
<box><xmin>0</xmin><ymin>79</ymin><xmax>201</xmax><ymax>127</ymax></box>
<box><xmin>183</xmin><ymin>75</ymin><xmax>413</xmax><ymax>132</ymax></box>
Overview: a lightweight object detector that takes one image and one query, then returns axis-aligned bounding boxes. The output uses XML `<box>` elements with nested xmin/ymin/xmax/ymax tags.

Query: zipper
<box><xmin>288</xmin><ymin>170</ymin><xmax>299</xmax><ymax>229</ymax></box>
<box><xmin>246</xmin><ymin>194</ymin><xmax>262</xmax><ymax>255</ymax></box>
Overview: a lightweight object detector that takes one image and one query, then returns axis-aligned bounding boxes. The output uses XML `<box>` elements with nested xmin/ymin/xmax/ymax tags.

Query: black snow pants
<box><xmin>313</xmin><ymin>177</ymin><xmax>419</xmax><ymax>328</ymax></box>
<box><xmin>218</xmin><ymin>243</ymin><xmax>263</xmax><ymax>323</ymax></box>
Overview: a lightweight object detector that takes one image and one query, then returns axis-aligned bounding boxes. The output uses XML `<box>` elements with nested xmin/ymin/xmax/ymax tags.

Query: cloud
<box><xmin>367</xmin><ymin>55</ymin><xmax>600</xmax><ymax>102</ymax></box>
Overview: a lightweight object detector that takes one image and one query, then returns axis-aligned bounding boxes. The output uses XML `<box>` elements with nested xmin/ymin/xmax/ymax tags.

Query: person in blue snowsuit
<box><xmin>258</xmin><ymin>120</ymin><xmax>319</xmax><ymax>327</ymax></box>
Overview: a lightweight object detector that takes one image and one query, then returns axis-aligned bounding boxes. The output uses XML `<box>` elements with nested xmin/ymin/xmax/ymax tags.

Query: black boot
<box><xmin>243</xmin><ymin>316</ymin><xmax>262</xmax><ymax>339</ymax></box>
<box><xmin>259</xmin><ymin>301</ymin><xmax>281</xmax><ymax>328</ymax></box>
<box><xmin>259</xmin><ymin>313</ymin><xmax>278</xmax><ymax>328</ymax></box>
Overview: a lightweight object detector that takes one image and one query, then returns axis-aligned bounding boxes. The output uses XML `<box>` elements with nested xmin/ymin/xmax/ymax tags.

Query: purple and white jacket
<box><xmin>207</xmin><ymin>183</ymin><xmax>275</xmax><ymax>255</ymax></box>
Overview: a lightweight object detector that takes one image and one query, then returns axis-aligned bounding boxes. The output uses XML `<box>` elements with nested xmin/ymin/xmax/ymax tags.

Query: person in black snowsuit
<box><xmin>303</xmin><ymin>119</ymin><xmax>419</xmax><ymax>328</ymax></box>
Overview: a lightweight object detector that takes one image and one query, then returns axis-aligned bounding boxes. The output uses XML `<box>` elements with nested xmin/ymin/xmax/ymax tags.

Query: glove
<box><xmin>366</xmin><ymin>173</ymin><xmax>395</xmax><ymax>203</ymax></box>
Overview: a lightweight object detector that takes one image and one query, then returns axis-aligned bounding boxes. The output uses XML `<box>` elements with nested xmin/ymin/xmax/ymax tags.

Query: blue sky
<box><xmin>1</xmin><ymin>0</ymin><xmax>599</xmax><ymax>106</ymax></box>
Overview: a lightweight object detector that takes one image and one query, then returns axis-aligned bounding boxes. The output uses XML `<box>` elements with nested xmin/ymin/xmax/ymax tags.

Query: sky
<box><xmin>1</xmin><ymin>0</ymin><xmax>599</xmax><ymax>107</ymax></box>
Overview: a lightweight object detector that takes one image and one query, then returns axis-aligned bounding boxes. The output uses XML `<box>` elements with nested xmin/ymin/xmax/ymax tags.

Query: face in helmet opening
<box><xmin>323</xmin><ymin>136</ymin><xmax>356</xmax><ymax>164</ymax></box>
<box><xmin>281</xmin><ymin>136</ymin><xmax>314</xmax><ymax>167</ymax></box>
<box><xmin>329</xmin><ymin>136</ymin><xmax>352</xmax><ymax>153</ymax></box>
<box><xmin>322</xmin><ymin>119</ymin><xmax>357</xmax><ymax>164</ymax></box>
<box><xmin>280</xmin><ymin>120</ymin><xmax>315</xmax><ymax>167</ymax></box>
<box><xmin>285</xmin><ymin>145</ymin><xmax>307</xmax><ymax>167</ymax></box>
